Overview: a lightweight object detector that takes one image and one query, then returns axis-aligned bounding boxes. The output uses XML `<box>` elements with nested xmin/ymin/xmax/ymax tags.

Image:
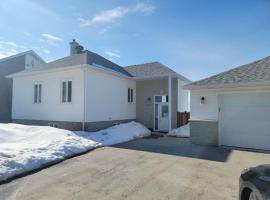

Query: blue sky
<box><xmin>0</xmin><ymin>0</ymin><xmax>270</xmax><ymax>81</ymax></box>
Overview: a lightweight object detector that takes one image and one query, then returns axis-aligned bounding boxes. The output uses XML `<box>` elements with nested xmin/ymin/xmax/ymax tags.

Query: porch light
<box><xmin>147</xmin><ymin>97</ymin><xmax>151</xmax><ymax>102</ymax></box>
<box><xmin>200</xmin><ymin>96</ymin><xmax>205</xmax><ymax>104</ymax></box>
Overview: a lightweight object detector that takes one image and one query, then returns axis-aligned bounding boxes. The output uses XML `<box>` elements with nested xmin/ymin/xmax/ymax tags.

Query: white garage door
<box><xmin>220</xmin><ymin>93</ymin><xmax>270</xmax><ymax>150</ymax></box>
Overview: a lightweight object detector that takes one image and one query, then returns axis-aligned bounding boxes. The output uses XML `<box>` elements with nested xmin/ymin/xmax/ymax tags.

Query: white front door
<box><xmin>158</xmin><ymin>103</ymin><xmax>169</xmax><ymax>132</ymax></box>
<box><xmin>154</xmin><ymin>95</ymin><xmax>169</xmax><ymax>132</ymax></box>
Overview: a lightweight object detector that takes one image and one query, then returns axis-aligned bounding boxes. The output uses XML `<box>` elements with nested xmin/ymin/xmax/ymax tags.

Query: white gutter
<box><xmin>183</xmin><ymin>81</ymin><xmax>270</xmax><ymax>90</ymax></box>
<box><xmin>6</xmin><ymin>65</ymin><xmax>85</xmax><ymax>78</ymax></box>
<box><xmin>6</xmin><ymin>63</ymin><xmax>133</xmax><ymax>81</ymax></box>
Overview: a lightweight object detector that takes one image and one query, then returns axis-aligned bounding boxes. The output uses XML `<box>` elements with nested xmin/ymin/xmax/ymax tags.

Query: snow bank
<box><xmin>168</xmin><ymin>123</ymin><xmax>190</xmax><ymax>137</ymax></box>
<box><xmin>75</xmin><ymin>121</ymin><xmax>151</xmax><ymax>146</ymax></box>
<box><xmin>0</xmin><ymin>121</ymin><xmax>150</xmax><ymax>182</ymax></box>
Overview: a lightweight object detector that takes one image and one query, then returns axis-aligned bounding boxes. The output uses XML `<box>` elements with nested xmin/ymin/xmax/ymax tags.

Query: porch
<box><xmin>135</xmin><ymin>75</ymin><xmax>189</xmax><ymax>132</ymax></box>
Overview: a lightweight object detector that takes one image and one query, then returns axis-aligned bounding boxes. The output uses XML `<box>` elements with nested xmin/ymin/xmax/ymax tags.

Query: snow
<box><xmin>0</xmin><ymin>121</ymin><xmax>150</xmax><ymax>182</ymax></box>
<box><xmin>168</xmin><ymin>123</ymin><xmax>190</xmax><ymax>137</ymax></box>
<box><xmin>75</xmin><ymin>121</ymin><xmax>150</xmax><ymax>146</ymax></box>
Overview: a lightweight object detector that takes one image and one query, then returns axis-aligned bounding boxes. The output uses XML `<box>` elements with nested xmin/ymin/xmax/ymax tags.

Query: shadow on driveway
<box><xmin>113</xmin><ymin>135</ymin><xmax>232</xmax><ymax>162</ymax></box>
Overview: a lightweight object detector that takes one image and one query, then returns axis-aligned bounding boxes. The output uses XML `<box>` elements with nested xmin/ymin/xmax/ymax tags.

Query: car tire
<box><xmin>249</xmin><ymin>191</ymin><xmax>259</xmax><ymax>200</ymax></box>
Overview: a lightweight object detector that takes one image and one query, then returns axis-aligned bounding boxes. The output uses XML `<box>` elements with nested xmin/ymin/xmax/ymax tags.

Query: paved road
<box><xmin>1</xmin><ymin>137</ymin><xmax>270</xmax><ymax>200</ymax></box>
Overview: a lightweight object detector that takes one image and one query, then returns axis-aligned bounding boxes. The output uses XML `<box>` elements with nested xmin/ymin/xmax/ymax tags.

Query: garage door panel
<box><xmin>221</xmin><ymin>134</ymin><xmax>270</xmax><ymax>150</ymax></box>
<box><xmin>220</xmin><ymin>93</ymin><xmax>270</xmax><ymax>150</ymax></box>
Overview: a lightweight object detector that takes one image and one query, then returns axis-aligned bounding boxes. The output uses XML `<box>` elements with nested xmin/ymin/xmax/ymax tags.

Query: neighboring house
<box><xmin>7</xmin><ymin>40</ymin><xmax>190</xmax><ymax>132</ymax></box>
<box><xmin>0</xmin><ymin>51</ymin><xmax>45</xmax><ymax>123</ymax></box>
<box><xmin>184</xmin><ymin>56</ymin><xmax>270</xmax><ymax>151</ymax></box>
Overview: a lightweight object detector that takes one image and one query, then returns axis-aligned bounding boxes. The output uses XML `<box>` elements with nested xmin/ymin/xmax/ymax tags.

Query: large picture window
<box><xmin>34</xmin><ymin>84</ymin><xmax>42</xmax><ymax>104</ymax></box>
<box><xmin>62</xmin><ymin>81</ymin><xmax>72</xmax><ymax>103</ymax></box>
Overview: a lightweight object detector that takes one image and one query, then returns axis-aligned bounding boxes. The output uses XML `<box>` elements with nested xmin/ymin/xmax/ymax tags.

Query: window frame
<box><xmin>33</xmin><ymin>83</ymin><xmax>42</xmax><ymax>104</ymax></box>
<box><xmin>61</xmin><ymin>80</ymin><xmax>72</xmax><ymax>103</ymax></box>
<box><xmin>128</xmin><ymin>87</ymin><xmax>134</xmax><ymax>103</ymax></box>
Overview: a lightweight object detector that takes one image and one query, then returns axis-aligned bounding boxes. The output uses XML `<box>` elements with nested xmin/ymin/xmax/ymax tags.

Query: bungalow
<box><xmin>184</xmin><ymin>56</ymin><xmax>270</xmax><ymax>151</ymax></box>
<box><xmin>0</xmin><ymin>51</ymin><xmax>45</xmax><ymax>123</ymax></box>
<box><xmin>7</xmin><ymin>40</ymin><xmax>190</xmax><ymax>132</ymax></box>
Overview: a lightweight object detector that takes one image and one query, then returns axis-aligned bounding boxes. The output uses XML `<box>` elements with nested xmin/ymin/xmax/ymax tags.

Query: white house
<box><xmin>0</xmin><ymin>50</ymin><xmax>45</xmax><ymax>123</ymax></box>
<box><xmin>7</xmin><ymin>40</ymin><xmax>190</xmax><ymax>132</ymax></box>
<box><xmin>184</xmin><ymin>56</ymin><xmax>270</xmax><ymax>151</ymax></box>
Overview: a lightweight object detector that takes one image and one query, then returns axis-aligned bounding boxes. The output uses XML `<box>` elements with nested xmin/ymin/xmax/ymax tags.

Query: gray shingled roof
<box><xmin>124</xmin><ymin>62</ymin><xmax>190</xmax><ymax>81</ymax></box>
<box><xmin>86</xmin><ymin>51</ymin><xmax>131</xmax><ymax>77</ymax></box>
<box><xmin>185</xmin><ymin>56</ymin><xmax>270</xmax><ymax>89</ymax></box>
<box><xmin>0</xmin><ymin>50</ymin><xmax>45</xmax><ymax>64</ymax></box>
<box><xmin>8</xmin><ymin>50</ymin><xmax>132</xmax><ymax>77</ymax></box>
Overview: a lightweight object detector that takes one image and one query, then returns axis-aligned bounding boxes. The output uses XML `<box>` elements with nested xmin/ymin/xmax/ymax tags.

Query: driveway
<box><xmin>0</xmin><ymin>136</ymin><xmax>269</xmax><ymax>200</ymax></box>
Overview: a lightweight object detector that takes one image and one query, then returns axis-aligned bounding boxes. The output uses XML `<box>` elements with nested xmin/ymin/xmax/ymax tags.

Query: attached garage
<box><xmin>185</xmin><ymin>55</ymin><xmax>270</xmax><ymax>151</ymax></box>
<box><xmin>219</xmin><ymin>93</ymin><xmax>270</xmax><ymax>150</ymax></box>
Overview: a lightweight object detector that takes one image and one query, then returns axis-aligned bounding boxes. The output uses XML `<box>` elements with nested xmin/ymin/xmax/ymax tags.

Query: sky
<box><xmin>0</xmin><ymin>0</ymin><xmax>270</xmax><ymax>81</ymax></box>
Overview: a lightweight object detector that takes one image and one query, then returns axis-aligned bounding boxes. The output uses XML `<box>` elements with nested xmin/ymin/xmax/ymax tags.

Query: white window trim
<box><xmin>153</xmin><ymin>94</ymin><xmax>169</xmax><ymax>131</ymax></box>
<box><xmin>128</xmin><ymin>87</ymin><xmax>134</xmax><ymax>103</ymax></box>
<box><xmin>61</xmin><ymin>80</ymin><xmax>73</xmax><ymax>103</ymax></box>
<box><xmin>33</xmin><ymin>83</ymin><xmax>42</xmax><ymax>104</ymax></box>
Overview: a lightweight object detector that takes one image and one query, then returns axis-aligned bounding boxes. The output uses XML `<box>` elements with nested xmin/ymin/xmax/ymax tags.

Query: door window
<box><xmin>162</xmin><ymin>105</ymin><xmax>168</xmax><ymax>117</ymax></box>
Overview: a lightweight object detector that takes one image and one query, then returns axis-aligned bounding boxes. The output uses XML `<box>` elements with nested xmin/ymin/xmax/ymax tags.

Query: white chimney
<box><xmin>69</xmin><ymin>39</ymin><xmax>84</xmax><ymax>55</ymax></box>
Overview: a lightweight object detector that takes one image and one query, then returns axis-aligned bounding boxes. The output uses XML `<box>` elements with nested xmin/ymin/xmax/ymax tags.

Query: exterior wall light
<box><xmin>147</xmin><ymin>97</ymin><xmax>151</xmax><ymax>102</ymax></box>
<box><xmin>200</xmin><ymin>96</ymin><xmax>205</xmax><ymax>104</ymax></box>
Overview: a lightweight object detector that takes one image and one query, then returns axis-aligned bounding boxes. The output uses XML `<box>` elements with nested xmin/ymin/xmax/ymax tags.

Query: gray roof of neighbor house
<box><xmin>7</xmin><ymin>50</ymin><xmax>132</xmax><ymax>77</ymax></box>
<box><xmin>124</xmin><ymin>62</ymin><xmax>191</xmax><ymax>82</ymax></box>
<box><xmin>184</xmin><ymin>56</ymin><xmax>270</xmax><ymax>90</ymax></box>
<box><xmin>0</xmin><ymin>50</ymin><xmax>45</xmax><ymax>64</ymax></box>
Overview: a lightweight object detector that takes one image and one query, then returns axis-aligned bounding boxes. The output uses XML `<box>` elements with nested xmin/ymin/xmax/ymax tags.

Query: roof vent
<box><xmin>69</xmin><ymin>39</ymin><xmax>84</xmax><ymax>55</ymax></box>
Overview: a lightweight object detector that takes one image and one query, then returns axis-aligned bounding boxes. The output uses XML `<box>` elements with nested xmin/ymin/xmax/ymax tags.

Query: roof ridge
<box><xmin>0</xmin><ymin>50</ymin><xmax>45</xmax><ymax>64</ymax></box>
<box><xmin>186</xmin><ymin>56</ymin><xmax>270</xmax><ymax>88</ymax></box>
<box><xmin>124</xmin><ymin>61</ymin><xmax>160</xmax><ymax>68</ymax></box>
<box><xmin>188</xmin><ymin>56</ymin><xmax>270</xmax><ymax>85</ymax></box>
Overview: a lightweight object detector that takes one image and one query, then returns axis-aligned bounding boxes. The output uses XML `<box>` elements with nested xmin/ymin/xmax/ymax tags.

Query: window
<box><xmin>161</xmin><ymin>105</ymin><xmax>168</xmax><ymax>117</ymax></box>
<box><xmin>34</xmin><ymin>84</ymin><xmax>42</xmax><ymax>104</ymax></box>
<box><xmin>62</xmin><ymin>81</ymin><xmax>72</xmax><ymax>103</ymax></box>
<box><xmin>128</xmin><ymin>88</ymin><xmax>134</xmax><ymax>103</ymax></box>
<box><xmin>155</xmin><ymin>95</ymin><xmax>168</xmax><ymax>103</ymax></box>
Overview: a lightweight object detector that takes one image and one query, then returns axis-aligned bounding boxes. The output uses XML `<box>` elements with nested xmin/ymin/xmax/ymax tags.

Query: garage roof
<box><xmin>184</xmin><ymin>56</ymin><xmax>270</xmax><ymax>90</ymax></box>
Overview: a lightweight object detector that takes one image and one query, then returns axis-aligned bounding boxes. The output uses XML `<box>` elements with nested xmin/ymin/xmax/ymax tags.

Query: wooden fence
<box><xmin>177</xmin><ymin>112</ymin><xmax>190</xmax><ymax>127</ymax></box>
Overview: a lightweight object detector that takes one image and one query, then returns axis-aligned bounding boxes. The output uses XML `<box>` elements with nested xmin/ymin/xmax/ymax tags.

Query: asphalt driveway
<box><xmin>1</xmin><ymin>136</ymin><xmax>270</xmax><ymax>200</ymax></box>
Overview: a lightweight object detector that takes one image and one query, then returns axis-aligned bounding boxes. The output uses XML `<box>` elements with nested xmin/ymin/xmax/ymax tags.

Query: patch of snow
<box><xmin>168</xmin><ymin>123</ymin><xmax>190</xmax><ymax>137</ymax></box>
<box><xmin>0</xmin><ymin>121</ymin><xmax>150</xmax><ymax>182</ymax></box>
<box><xmin>75</xmin><ymin>121</ymin><xmax>151</xmax><ymax>146</ymax></box>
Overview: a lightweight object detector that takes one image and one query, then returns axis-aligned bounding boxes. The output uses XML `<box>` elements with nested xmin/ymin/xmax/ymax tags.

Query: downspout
<box><xmin>82</xmin><ymin>66</ymin><xmax>87</xmax><ymax>131</ymax></box>
<box><xmin>168</xmin><ymin>75</ymin><xmax>172</xmax><ymax>132</ymax></box>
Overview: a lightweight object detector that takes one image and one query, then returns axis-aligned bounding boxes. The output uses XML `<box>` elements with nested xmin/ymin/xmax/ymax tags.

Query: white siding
<box><xmin>12</xmin><ymin>69</ymin><xmax>84</xmax><ymax>122</ymax></box>
<box><xmin>85</xmin><ymin>68</ymin><xmax>136</xmax><ymax>122</ymax></box>
<box><xmin>190</xmin><ymin>87</ymin><xmax>270</xmax><ymax>121</ymax></box>
<box><xmin>178</xmin><ymin>79</ymin><xmax>190</xmax><ymax>112</ymax></box>
<box><xmin>190</xmin><ymin>91</ymin><xmax>218</xmax><ymax>120</ymax></box>
<box><xmin>25</xmin><ymin>54</ymin><xmax>44</xmax><ymax>69</ymax></box>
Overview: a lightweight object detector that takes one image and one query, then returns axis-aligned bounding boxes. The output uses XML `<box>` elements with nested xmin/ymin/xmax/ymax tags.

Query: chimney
<box><xmin>69</xmin><ymin>39</ymin><xmax>84</xmax><ymax>55</ymax></box>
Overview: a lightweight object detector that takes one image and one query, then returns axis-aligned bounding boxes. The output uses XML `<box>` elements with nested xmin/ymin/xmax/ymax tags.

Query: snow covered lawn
<box><xmin>0</xmin><ymin>122</ymin><xmax>150</xmax><ymax>182</ymax></box>
<box><xmin>167</xmin><ymin>123</ymin><xmax>190</xmax><ymax>137</ymax></box>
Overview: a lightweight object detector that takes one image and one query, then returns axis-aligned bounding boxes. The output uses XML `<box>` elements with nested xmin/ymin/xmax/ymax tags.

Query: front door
<box><xmin>154</xmin><ymin>95</ymin><xmax>169</xmax><ymax>132</ymax></box>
